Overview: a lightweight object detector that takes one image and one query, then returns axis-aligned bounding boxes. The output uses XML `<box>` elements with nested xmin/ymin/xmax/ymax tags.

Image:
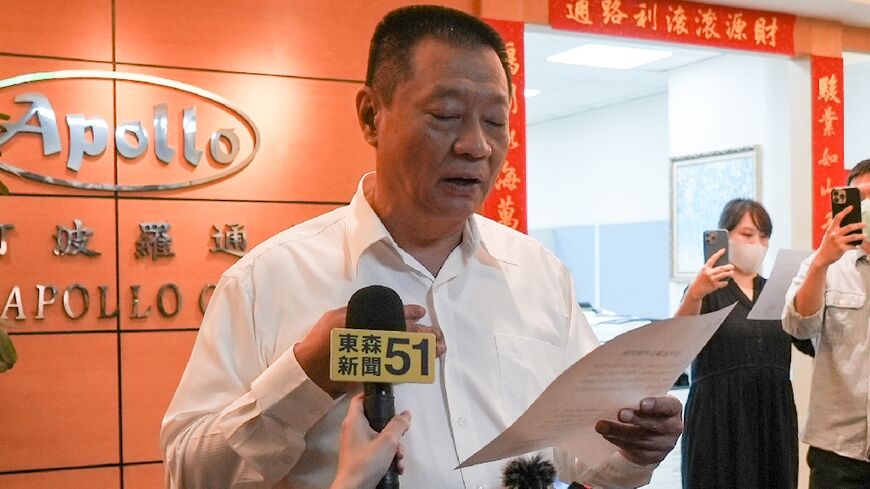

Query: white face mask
<box><xmin>861</xmin><ymin>199</ymin><xmax>870</xmax><ymax>240</ymax></box>
<box><xmin>729</xmin><ymin>240</ymin><xmax>768</xmax><ymax>274</ymax></box>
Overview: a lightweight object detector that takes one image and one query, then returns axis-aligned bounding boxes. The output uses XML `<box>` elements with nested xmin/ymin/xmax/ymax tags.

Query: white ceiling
<box><xmin>524</xmin><ymin>27</ymin><xmax>723</xmax><ymax>125</ymax></box>
<box><xmin>524</xmin><ymin>0</ymin><xmax>870</xmax><ymax>125</ymax></box>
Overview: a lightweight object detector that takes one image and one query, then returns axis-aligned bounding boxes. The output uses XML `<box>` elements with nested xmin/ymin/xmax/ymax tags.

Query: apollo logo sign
<box><xmin>0</xmin><ymin>70</ymin><xmax>260</xmax><ymax>191</ymax></box>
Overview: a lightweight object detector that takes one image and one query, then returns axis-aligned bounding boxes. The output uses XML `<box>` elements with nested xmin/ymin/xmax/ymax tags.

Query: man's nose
<box><xmin>453</xmin><ymin>120</ymin><xmax>492</xmax><ymax>160</ymax></box>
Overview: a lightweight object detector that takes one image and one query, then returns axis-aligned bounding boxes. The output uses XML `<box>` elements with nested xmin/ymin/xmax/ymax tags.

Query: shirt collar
<box><xmin>347</xmin><ymin>172</ymin><xmax>392</xmax><ymax>275</ymax></box>
<box><xmin>847</xmin><ymin>246</ymin><xmax>869</xmax><ymax>265</ymax></box>
<box><xmin>469</xmin><ymin>215</ymin><xmax>517</xmax><ymax>265</ymax></box>
<box><xmin>345</xmin><ymin>173</ymin><xmax>515</xmax><ymax>275</ymax></box>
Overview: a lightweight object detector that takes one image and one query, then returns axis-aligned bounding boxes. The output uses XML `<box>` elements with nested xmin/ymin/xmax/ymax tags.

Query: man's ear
<box><xmin>355</xmin><ymin>87</ymin><xmax>380</xmax><ymax>147</ymax></box>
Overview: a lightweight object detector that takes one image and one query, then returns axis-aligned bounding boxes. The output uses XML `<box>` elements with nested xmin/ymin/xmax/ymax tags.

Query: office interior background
<box><xmin>1</xmin><ymin>1</ymin><xmax>870</xmax><ymax>488</ymax></box>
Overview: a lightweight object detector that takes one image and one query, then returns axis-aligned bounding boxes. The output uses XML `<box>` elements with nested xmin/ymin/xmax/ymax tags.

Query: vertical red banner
<box><xmin>483</xmin><ymin>19</ymin><xmax>527</xmax><ymax>234</ymax></box>
<box><xmin>811</xmin><ymin>56</ymin><xmax>846</xmax><ymax>247</ymax></box>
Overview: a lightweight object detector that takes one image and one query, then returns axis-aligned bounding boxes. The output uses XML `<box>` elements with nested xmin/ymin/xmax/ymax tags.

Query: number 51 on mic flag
<box><xmin>329</xmin><ymin>329</ymin><xmax>436</xmax><ymax>384</ymax></box>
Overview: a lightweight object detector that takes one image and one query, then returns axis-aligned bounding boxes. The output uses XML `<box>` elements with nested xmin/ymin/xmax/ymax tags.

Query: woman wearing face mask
<box><xmin>677</xmin><ymin>198</ymin><xmax>813</xmax><ymax>489</ymax></box>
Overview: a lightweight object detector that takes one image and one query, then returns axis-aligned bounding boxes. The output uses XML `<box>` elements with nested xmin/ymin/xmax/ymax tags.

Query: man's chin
<box><xmin>429</xmin><ymin>201</ymin><xmax>480</xmax><ymax>222</ymax></box>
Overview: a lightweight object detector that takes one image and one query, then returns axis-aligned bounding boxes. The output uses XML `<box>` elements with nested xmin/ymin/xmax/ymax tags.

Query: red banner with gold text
<box><xmin>811</xmin><ymin>56</ymin><xmax>847</xmax><ymax>247</ymax></box>
<box><xmin>550</xmin><ymin>0</ymin><xmax>795</xmax><ymax>55</ymax></box>
<box><xmin>482</xmin><ymin>19</ymin><xmax>528</xmax><ymax>234</ymax></box>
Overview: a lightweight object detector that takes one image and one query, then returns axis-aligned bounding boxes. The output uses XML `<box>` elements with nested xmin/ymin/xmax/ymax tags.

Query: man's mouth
<box><xmin>443</xmin><ymin>177</ymin><xmax>482</xmax><ymax>186</ymax></box>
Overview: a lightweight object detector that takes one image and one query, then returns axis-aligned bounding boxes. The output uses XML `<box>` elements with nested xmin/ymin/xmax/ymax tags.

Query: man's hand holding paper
<box><xmin>595</xmin><ymin>395</ymin><xmax>683</xmax><ymax>466</ymax></box>
<box><xmin>459</xmin><ymin>304</ymin><xmax>735</xmax><ymax>471</ymax></box>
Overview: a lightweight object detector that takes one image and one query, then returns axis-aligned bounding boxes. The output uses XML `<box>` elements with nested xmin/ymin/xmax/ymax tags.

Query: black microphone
<box><xmin>346</xmin><ymin>285</ymin><xmax>407</xmax><ymax>489</ymax></box>
<box><xmin>501</xmin><ymin>454</ymin><xmax>557</xmax><ymax>489</ymax></box>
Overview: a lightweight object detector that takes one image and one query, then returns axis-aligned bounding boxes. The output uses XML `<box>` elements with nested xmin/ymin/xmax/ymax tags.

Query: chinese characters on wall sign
<box><xmin>0</xmin><ymin>220</ymin><xmax>248</xmax><ymax>259</ymax></box>
<box><xmin>482</xmin><ymin>19</ymin><xmax>528</xmax><ymax>234</ymax></box>
<box><xmin>0</xmin><ymin>219</ymin><xmax>249</xmax><ymax>323</ymax></box>
<box><xmin>210</xmin><ymin>224</ymin><xmax>247</xmax><ymax>257</ymax></box>
<box><xmin>54</xmin><ymin>219</ymin><xmax>100</xmax><ymax>257</ymax></box>
<box><xmin>135</xmin><ymin>222</ymin><xmax>175</xmax><ymax>260</ymax></box>
<box><xmin>811</xmin><ymin>56</ymin><xmax>847</xmax><ymax>247</ymax></box>
<box><xmin>551</xmin><ymin>0</ymin><xmax>795</xmax><ymax>55</ymax></box>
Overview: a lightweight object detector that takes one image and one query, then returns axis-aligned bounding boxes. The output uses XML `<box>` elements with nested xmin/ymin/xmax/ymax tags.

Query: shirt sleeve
<box><xmin>782</xmin><ymin>254</ymin><xmax>824</xmax><ymax>340</ymax></box>
<box><xmin>160</xmin><ymin>272</ymin><xmax>335</xmax><ymax>489</ymax></box>
<box><xmin>555</xmin><ymin>450</ymin><xmax>654</xmax><ymax>489</ymax></box>
<box><xmin>555</xmin><ymin>271</ymin><xmax>655</xmax><ymax>488</ymax></box>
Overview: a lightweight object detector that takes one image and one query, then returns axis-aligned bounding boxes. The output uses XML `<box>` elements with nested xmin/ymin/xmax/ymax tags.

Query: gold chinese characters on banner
<box><xmin>482</xmin><ymin>19</ymin><xmax>528</xmax><ymax>233</ymax></box>
<box><xmin>811</xmin><ymin>57</ymin><xmax>846</xmax><ymax>246</ymax></box>
<box><xmin>552</xmin><ymin>0</ymin><xmax>795</xmax><ymax>55</ymax></box>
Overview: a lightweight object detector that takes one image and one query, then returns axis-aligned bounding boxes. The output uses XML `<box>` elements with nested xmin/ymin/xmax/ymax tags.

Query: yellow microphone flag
<box><xmin>329</xmin><ymin>328</ymin><xmax>436</xmax><ymax>384</ymax></box>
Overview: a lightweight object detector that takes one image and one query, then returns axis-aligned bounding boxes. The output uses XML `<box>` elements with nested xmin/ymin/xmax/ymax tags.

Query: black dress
<box><xmin>681</xmin><ymin>276</ymin><xmax>809</xmax><ymax>489</ymax></box>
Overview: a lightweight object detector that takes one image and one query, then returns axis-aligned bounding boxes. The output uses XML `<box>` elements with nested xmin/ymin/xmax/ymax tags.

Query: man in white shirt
<box><xmin>783</xmin><ymin>159</ymin><xmax>870</xmax><ymax>488</ymax></box>
<box><xmin>161</xmin><ymin>5</ymin><xmax>682</xmax><ymax>488</ymax></box>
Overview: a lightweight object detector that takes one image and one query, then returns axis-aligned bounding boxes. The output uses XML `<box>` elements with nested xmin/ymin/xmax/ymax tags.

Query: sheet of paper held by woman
<box><xmin>458</xmin><ymin>304</ymin><xmax>735</xmax><ymax>470</ymax></box>
<box><xmin>746</xmin><ymin>248</ymin><xmax>812</xmax><ymax>320</ymax></box>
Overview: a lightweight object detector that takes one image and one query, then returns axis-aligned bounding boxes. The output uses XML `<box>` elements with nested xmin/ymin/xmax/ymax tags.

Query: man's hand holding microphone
<box><xmin>296</xmin><ymin>285</ymin><xmax>441</xmax><ymax>489</ymax></box>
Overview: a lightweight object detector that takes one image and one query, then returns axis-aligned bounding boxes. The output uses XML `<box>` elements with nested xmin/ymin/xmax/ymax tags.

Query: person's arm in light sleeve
<box><xmin>554</xmin><ymin>449</ymin><xmax>654</xmax><ymax>489</ymax></box>
<box><xmin>784</xmin><ymin>206</ymin><xmax>866</xmax><ymax>339</ymax></box>
<box><xmin>552</xmin><ymin>271</ymin><xmax>657</xmax><ymax>489</ymax></box>
<box><xmin>782</xmin><ymin>253</ymin><xmax>825</xmax><ymax>340</ymax></box>
<box><xmin>160</xmin><ymin>272</ymin><xmax>336</xmax><ymax>489</ymax></box>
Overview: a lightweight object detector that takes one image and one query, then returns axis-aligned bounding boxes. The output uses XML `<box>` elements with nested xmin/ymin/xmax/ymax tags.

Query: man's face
<box><xmin>853</xmin><ymin>173</ymin><xmax>870</xmax><ymax>200</ymax></box>
<box><xmin>372</xmin><ymin>38</ymin><xmax>511</xmax><ymax>222</ymax></box>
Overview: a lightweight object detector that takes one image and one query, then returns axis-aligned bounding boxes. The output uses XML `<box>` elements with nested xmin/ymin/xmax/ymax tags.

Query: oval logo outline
<box><xmin>0</xmin><ymin>70</ymin><xmax>260</xmax><ymax>192</ymax></box>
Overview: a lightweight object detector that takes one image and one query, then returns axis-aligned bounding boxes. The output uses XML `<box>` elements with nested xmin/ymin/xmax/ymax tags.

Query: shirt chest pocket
<box><xmin>824</xmin><ymin>290</ymin><xmax>866</xmax><ymax>344</ymax></box>
<box><xmin>494</xmin><ymin>332</ymin><xmax>563</xmax><ymax>424</ymax></box>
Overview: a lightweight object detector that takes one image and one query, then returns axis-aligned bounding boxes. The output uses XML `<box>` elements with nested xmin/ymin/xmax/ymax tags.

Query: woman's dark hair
<box><xmin>718</xmin><ymin>198</ymin><xmax>772</xmax><ymax>237</ymax></box>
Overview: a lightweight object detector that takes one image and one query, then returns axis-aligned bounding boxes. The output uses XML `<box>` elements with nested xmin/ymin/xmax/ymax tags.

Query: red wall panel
<box><xmin>121</xmin><ymin>331</ymin><xmax>197</xmax><ymax>462</ymax></box>
<box><xmin>0</xmin><ymin>0</ymin><xmax>112</xmax><ymax>61</ymax></box>
<box><xmin>124</xmin><ymin>463</ymin><xmax>164</xmax><ymax>489</ymax></box>
<box><xmin>113</xmin><ymin>65</ymin><xmax>373</xmax><ymax>202</ymax></box>
<box><xmin>115</xmin><ymin>0</ymin><xmax>476</xmax><ymax>79</ymax></box>
<box><xmin>0</xmin><ymin>467</ymin><xmax>119</xmax><ymax>489</ymax></box>
<box><xmin>0</xmin><ymin>334</ymin><xmax>119</xmax><ymax>472</ymax></box>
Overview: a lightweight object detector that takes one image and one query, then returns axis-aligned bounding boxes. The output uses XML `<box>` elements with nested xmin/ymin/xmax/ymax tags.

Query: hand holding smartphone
<box><xmin>830</xmin><ymin>187</ymin><xmax>864</xmax><ymax>246</ymax></box>
<box><xmin>703</xmin><ymin>229</ymin><xmax>729</xmax><ymax>268</ymax></box>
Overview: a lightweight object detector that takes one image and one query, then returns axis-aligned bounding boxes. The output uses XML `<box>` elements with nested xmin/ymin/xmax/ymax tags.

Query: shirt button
<box><xmin>457</xmin><ymin>417</ymin><xmax>467</xmax><ymax>427</ymax></box>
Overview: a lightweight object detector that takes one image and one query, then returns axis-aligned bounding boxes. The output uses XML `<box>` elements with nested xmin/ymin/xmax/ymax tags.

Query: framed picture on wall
<box><xmin>671</xmin><ymin>146</ymin><xmax>760</xmax><ymax>281</ymax></box>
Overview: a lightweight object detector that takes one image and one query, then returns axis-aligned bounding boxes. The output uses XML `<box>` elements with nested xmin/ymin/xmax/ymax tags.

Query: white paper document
<box><xmin>747</xmin><ymin>249</ymin><xmax>812</xmax><ymax>320</ymax></box>
<box><xmin>458</xmin><ymin>304</ymin><xmax>735</xmax><ymax>470</ymax></box>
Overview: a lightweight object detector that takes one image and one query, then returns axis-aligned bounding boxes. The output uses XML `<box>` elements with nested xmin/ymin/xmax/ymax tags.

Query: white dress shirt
<box><xmin>161</xmin><ymin>174</ymin><xmax>654</xmax><ymax>489</ymax></box>
<box><xmin>783</xmin><ymin>249</ymin><xmax>870</xmax><ymax>461</ymax></box>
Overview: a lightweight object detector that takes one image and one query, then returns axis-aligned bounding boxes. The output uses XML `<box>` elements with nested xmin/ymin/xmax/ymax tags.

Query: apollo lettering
<box><xmin>0</xmin><ymin>93</ymin><xmax>240</xmax><ymax>172</ymax></box>
<box><xmin>1</xmin><ymin>283</ymin><xmax>218</xmax><ymax>321</ymax></box>
<box><xmin>0</xmin><ymin>70</ymin><xmax>260</xmax><ymax>191</ymax></box>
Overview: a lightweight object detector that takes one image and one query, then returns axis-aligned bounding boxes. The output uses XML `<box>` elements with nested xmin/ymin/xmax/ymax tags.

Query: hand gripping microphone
<box><xmin>346</xmin><ymin>285</ymin><xmax>407</xmax><ymax>489</ymax></box>
<box><xmin>501</xmin><ymin>455</ymin><xmax>557</xmax><ymax>489</ymax></box>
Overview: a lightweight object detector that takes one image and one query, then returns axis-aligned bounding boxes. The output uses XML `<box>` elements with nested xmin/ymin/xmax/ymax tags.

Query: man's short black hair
<box><xmin>847</xmin><ymin>158</ymin><xmax>870</xmax><ymax>185</ymax></box>
<box><xmin>365</xmin><ymin>5</ymin><xmax>513</xmax><ymax>104</ymax></box>
<box><xmin>719</xmin><ymin>198</ymin><xmax>773</xmax><ymax>238</ymax></box>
